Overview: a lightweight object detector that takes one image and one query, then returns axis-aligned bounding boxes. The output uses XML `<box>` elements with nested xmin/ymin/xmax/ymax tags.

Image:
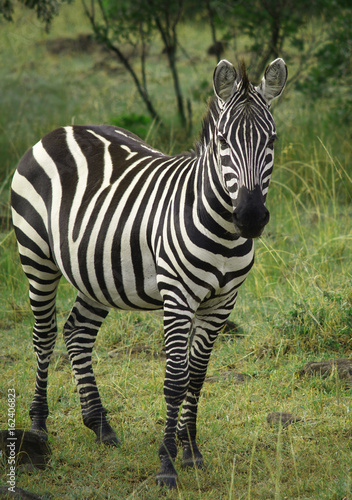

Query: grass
<box><xmin>1</xmin><ymin>3</ymin><xmax>352</xmax><ymax>499</ymax></box>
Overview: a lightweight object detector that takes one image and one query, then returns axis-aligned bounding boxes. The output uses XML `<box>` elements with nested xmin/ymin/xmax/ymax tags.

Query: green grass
<box><xmin>1</xmin><ymin>3</ymin><xmax>352</xmax><ymax>499</ymax></box>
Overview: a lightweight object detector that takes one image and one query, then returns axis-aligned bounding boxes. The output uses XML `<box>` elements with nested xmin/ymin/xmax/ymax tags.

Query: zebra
<box><xmin>11</xmin><ymin>58</ymin><xmax>287</xmax><ymax>488</ymax></box>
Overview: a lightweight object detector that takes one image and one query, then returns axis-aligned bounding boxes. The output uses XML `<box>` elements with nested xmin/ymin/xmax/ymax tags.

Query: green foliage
<box><xmin>110</xmin><ymin>113</ymin><xmax>152</xmax><ymax>139</ymax></box>
<box><xmin>0</xmin><ymin>0</ymin><xmax>71</xmax><ymax>29</ymax></box>
<box><xmin>276</xmin><ymin>291</ymin><xmax>352</xmax><ymax>354</ymax></box>
<box><xmin>83</xmin><ymin>0</ymin><xmax>188</xmax><ymax>124</ymax></box>
<box><xmin>4</xmin><ymin>0</ymin><xmax>352</xmax><ymax>132</ymax></box>
<box><xmin>209</xmin><ymin>0</ymin><xmax>332</xmax><ymax>80</ymax></box>
<box><xmin>191</xmin><ymin>78</ymin><xmax>213</xmax><ymax>102</ymax></box>
<box><xmin>296</xmin><ymin>5</ymin><xmax>352</xmax><ymax>125</ymax></box>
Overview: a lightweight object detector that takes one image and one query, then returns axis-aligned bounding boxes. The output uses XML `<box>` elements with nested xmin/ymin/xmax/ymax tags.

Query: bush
<box><xmin>110</xmin><ymin>113</ymin><xmax>152</xmax><ymax>139</ymax></box>
<box><xmin>275</xmin><ymin>290</ymin><xmax>352</xmax><ymax>354</ymax></box>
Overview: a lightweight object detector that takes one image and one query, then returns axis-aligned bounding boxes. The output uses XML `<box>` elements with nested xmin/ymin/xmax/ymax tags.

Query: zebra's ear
<box><xmin>213</xmin><ymin>60</ymin><xmax>237</xmax><ymax>102</ymax></box>
<box><xmin>256</xmin><ymin>58</ymin><xmax>287</xmax><ymax>105</ymax></box>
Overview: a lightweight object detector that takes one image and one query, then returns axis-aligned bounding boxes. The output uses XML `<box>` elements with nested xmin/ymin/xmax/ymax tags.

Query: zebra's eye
<box><xmin>218</xmin><ymin>136</ymin><xmax>227</xmax><ymax>147</ymax></box>
<box><xmin>267</xmin><ymin>134</ymin><xmax>278</xmax><ymax>147</ymax></box>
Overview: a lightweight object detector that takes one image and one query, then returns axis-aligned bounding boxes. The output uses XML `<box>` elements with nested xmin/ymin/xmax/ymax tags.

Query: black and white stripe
<box><xmin>11</xmin><ymin>58</ymin><xmax>287</xmax><ymax>488</ymax></box>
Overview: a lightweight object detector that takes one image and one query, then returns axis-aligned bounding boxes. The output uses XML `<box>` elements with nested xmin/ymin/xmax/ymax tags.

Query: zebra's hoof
<box><xmin>95</xmin><ymin>432</ymin><xmax>120</xmax><ymax>447</ymax></box>
<box><xmin>181</xmin><ymin>455</ymin><xmax>205</xmax><ymax>469</ymax></box>
<box><xmin>91</xmin><ymin>419</ymin><xmax>120</xmax><ymax>446</ymax></box>
<box><xmin>156</xmin><ymin>472</ymin><xmax>178</xmax><ymax>489</ymax></box>
<box><xmin>181</xmin><ymin>442</ymin><xmax>204</xmax><ymax>469</ymax></box>
<box><xmin>156</xmin><ymin>459</ymin><xmax>178</xmax><ymax>489</ymax></box>
<box><xmin>30</xmin><ymin>419</ymin><xmax>48</xmax><ymax>438</ymax></box>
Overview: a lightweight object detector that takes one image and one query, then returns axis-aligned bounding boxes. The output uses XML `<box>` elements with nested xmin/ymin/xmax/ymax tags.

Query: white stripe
<box><xmin>11</xmin><ymin>170</ymin><xmax>48</xmax><ymax>228</ymax></box>
<box><xmin>64</xmin><ymin>126</ymin><xmax>90</xmax><ymax>296</ymax></box>
<box><xmin>32</xmin><ymin>139</ymin><xmax>64</xmax><ymax>268</ymax></box>
<box><xmin>11</xmin><ymin>207</ymin><xmax>50</xmax><ymax>258</ymax></box>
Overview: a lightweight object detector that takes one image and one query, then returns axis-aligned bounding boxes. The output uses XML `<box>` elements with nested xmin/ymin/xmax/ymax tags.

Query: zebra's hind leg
<box><xmin>177</xmin><ymin>315</ymin><xmax>225</xmax><ymax>469</ymax></box>
<box><xmin>28</xmin><ymin>273</ymin><xmax>62</xmax><ymax>437</ymax></box>
<box><xmin>63</xmin><ymin>293</ymin><xmax>118</xmax><ymax>446</ymax></box>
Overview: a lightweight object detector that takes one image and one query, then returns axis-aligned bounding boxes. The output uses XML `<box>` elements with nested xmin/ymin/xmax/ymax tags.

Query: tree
<box><xmin>0</xmin><ymin>0</ymin><xmax>67</xmax><ymax>30</ymax></box>
<box><xmin>209</xmin><ymin>0</ymin><xmax>348</xmax><ymax>85</ymax></box>
<box><xmin>1</xmin><ymin>0</ymin><xmax>190</xmax><ymax>125</ymax></box>
<box><xmin>82</xmin><ymin>0</ymin><xmax>161</xmax><ymax>123</ymax></box>
<box><xmin>297</xmin><ymin>3</ymin><xmax>352</xmax><ymax>127</ymax></box>
<box><xmin>148</xmin><ymin>0</ymin><xmax>186</xmax><ymax>125</ymax></box>
<box><xmin>297</xmin><ymin>4</ymin><xmax>352</xmax><ymax>97</ymax></box>
<box><xmin>82</xmin><ymin>0</ymin><xmax>188</xmax><ymax>126</ymax></box>
<box><xmin>3</xmin><ymin>0</ymin><xmax>350</xmax><ymax>125</ymax></box>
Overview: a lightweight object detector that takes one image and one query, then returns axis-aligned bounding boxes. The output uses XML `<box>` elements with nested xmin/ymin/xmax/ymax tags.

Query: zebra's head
<box><xmin>213</xmin><ymin>58</ymin><xmax>287</xmax><ymax>239</ymax></box>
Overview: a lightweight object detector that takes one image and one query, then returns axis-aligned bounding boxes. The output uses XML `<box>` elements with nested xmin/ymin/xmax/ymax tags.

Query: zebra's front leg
<box><xmin>177</xmin><ymin>316</ymin><xmax>224</xmax><ymax>469</ymax></box>
<box><xmin>156</xmin><ymin>307</ymin><xmax>192</xmax><ymax>489</ymax></box>
<box><xmin>63</xmin><ymin>293</ymin><xmax>118</xmax><ymax>446</ymax></box>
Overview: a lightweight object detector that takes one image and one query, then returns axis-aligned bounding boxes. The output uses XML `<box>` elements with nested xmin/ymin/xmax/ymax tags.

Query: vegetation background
<box><xmin>0</xmin><ymin>0</ymin><xmax>351</xmax><ymax>498</ymax></box>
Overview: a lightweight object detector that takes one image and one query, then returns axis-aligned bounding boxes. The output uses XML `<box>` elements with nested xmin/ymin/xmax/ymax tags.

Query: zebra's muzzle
<box><xmin>232</xmin><ymin>185</ymin><xmax>270</xmax><ymax>239</ymax></box>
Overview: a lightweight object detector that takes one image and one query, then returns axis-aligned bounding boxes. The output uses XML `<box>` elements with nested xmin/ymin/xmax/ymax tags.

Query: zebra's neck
<box><xmin>192</xmin><ymin>146</ymin><xmax>236</xmax><ymax>242</ymax></box>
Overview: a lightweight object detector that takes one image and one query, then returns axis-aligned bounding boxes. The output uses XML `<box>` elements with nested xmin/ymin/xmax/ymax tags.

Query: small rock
<box><xmin>0</xmin><ymin>429</ymin><xmax>51</xmax><ymax>471</ymax></box>
<box><xmin>299</xmin><ymin>359</ymin><xmax>352</xmax><ymax>383</ymax></box>
<box><xmin>267</xmin><ymin>412</ymin><xmax>302</xmax><ymax>427</ymax></box>
<box><xmin>0</xmin><ymin>486</ymin><xmax>47</xmax><ymax>499</ymax></box>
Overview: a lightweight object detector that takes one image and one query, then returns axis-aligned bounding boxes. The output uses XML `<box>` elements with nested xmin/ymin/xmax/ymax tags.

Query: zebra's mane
<box><xmin>193</xmin><ymin>98</ymin><xmax>219</xmax><ymax>157</ymax></box>
<box><xmin>237</xmin><ymin>60</ymin><xmax>250</xmax><ymax>93</ymax></box>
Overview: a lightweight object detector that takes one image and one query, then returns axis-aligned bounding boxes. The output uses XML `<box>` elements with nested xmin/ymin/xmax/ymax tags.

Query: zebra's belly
<box><xmin>99</xmin><ymin>280</ymin><xmax>163</xmax><ymax>311</ymax></box>
<box><xmin>57</xmin><ymin>239</ymin><xmax>163</xmax><ymax>311</ymax></box>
